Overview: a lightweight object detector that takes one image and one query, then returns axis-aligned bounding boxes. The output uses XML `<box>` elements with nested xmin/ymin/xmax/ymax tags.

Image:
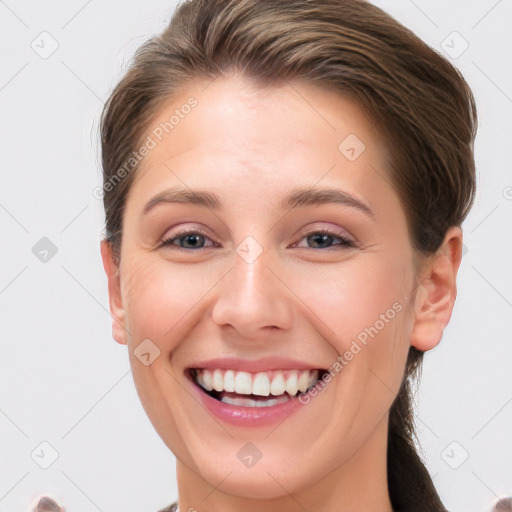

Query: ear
<box><xmin>410</xmin><ymin>226</ymin><xmax>463</xmax><ymax>351</ymax></box>
<box><xmin>100</xmin><ymin>240</ymin><xmax>127</xmax><ymax>345</ymax></box>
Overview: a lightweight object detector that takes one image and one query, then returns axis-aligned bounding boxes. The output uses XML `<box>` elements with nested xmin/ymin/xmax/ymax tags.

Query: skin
<box><xmin>101</xmin><ymin>73</ymin><xmax>463</xmax><ymax>512</ymax></box>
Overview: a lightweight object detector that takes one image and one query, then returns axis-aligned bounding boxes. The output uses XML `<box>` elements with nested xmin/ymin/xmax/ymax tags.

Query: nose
<box><xmin>211</xmin><ymin>243</ymin><xmax>293</xmax><ymax>338</ymax></box>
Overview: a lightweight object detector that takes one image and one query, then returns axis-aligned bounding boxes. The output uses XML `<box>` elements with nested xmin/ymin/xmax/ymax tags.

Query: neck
<box><xmin>175</xmin><ymin>414</ymin><xmax>393</xmax><ymax>512</ymax></box>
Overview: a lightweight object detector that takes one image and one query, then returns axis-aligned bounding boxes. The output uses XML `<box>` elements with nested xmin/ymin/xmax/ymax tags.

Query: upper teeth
<box><xmin>194</xmin><ymin>369</ymin><xmax>319</xmax><ymax>397</ymax></box>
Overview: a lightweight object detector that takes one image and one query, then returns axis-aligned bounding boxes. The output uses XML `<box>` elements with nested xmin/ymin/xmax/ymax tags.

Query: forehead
<box><xmin>128</xmin><ymin>73</ymin><xmax>395</xmax><ymax>214</ymax></box>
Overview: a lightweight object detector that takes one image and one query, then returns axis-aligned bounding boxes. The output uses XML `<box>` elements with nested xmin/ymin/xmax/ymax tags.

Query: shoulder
<box><xmin>157</xmin><ymin>503</ymin><xmax>177</xmax><ymax>512</ymax></box>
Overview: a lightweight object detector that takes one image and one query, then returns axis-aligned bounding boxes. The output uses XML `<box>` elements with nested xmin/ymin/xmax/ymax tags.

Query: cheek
<box><xmin>292</xmin><ymin>255</ymin><xmax>409</xmax><ymax>342</ymax></box>
<box><xmin>121</xmin><ymin>256</ymin><xmax>210</xmax><ymax>345</ymax></box>
<box><xmin>288</xmin><ymin>252</ymin><xmax>412</xmax><ymax>398</ymax></box>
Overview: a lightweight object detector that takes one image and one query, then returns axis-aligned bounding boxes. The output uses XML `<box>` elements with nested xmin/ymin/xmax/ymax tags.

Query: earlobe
<box><xmin>409</xmin><ymin>227</ymin><xmax>463</xmax><ymax>352</ymax></box>
<box><xmin>100</xmin><ymin>240</ymin><xmax>127</xmax><ymax>345</ymax></box>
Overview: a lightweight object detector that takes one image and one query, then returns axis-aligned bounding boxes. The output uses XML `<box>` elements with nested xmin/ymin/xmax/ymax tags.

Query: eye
<box><xmin>161</xmin><ymin>229</ymin><xmax>217</xmax><ymax>250</ymax></box>
<box><xmin>160</xmin><ymin>227</ymin><xmax>355</xmax><ymax>250</ymax></box>
<box><xmin>293</xmin><ymin>228</ymin><xmax>356</xmax><ymax>249</ymax></box>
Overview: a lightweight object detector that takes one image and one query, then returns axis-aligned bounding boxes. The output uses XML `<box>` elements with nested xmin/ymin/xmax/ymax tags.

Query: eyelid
<box><xmin>161</xmin><ymin>225</ymin><xmax>218</xmax><ymax>248</ymax></box>
<box><xmin>159</xmin><ymin>223</ymin><xmax>356</xmax><ymax>250</ymax></box>
<box><xmin>291</xmin><ymin>224</ymin><xmax>356</xmax><ymax>247</ymax></box>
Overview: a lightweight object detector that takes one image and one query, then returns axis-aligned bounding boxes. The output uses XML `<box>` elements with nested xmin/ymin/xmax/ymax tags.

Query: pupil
<box><xmin>182</xmin><ymin>234</ymin><xmax>203</xmax><ymax>248</ymax></box>
<box><xmin>308</xmin><ymin>233</ymin><xmax>332</xmax><ymax>248</ymax></box>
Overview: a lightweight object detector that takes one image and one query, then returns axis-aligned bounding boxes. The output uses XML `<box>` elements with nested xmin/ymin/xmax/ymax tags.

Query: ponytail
<box><xmin>388</xmin><ymin>348</ymin><xmax>446</xmax><ymax>512</ymax></box>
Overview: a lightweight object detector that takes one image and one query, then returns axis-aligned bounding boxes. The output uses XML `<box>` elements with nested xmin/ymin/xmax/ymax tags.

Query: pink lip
<box><xmin>190</xmin><ymin>376</ymin><xmax>306</xmax><ymax>427</ymax></box>
<box><xmin>187</xmin><ymin>356</ymin><xmax>324</xmax><ymax>373</ymax></box>
<box><xmin>184</xmin><ymin>357</ymin><xmax>328</xmax><ymax>427</ymax></box>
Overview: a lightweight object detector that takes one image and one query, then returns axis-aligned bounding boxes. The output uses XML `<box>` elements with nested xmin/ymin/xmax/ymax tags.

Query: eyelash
<box><xmin>292</xmin><ymin>227</ymin><xmax>356</xmax><ymax>249</ymax></box>
<box><xmin>161</xmin><ymin>228</ymin><xmax>218</xmax><ymax>250</ymax></box>
<box><xmin>161</xmin><ymin>227</ymin><xmax>356</xmax><ymax>250</ymax></box>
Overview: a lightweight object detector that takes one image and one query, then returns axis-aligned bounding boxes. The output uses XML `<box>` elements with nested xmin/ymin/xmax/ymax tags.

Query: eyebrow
<box><xmin>143</xmin><ymin>187</ymin><xmax>375</xmax><ymax>218</ymax></box>
<box><xmin>143</xmin><ymin>188</ymin><xmax>222</xmax><ymax>213</ymax></box>
<box><xmin>282</xmin><ymin>188</ymin><xmax>375</xmax><ymax>218</ymax></box>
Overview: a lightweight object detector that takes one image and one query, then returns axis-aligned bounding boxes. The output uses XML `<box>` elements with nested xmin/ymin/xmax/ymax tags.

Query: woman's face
<box><xmin>105</xmin><ymin>74</ymin><xmax>423</xmax><ymax>501</ymax></box>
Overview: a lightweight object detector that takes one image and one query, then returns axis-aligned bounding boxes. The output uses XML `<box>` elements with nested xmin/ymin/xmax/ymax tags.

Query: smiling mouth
<box><xmin>188</xmin><ymin>368</ymin><xmax>325</xmax><ymax>407</ymax></box>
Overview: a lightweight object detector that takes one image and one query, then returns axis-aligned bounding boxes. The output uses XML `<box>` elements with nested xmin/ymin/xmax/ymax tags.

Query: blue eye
<box><xmin>162</xmin><ymin>231</ymin><xmax>215</xmax><ymax>249</ymax></box>
<box><xmin>161</xmin><ymin>229</ymin><xmax>355</xmax><ymax>251</ymax></box>
<box><xmin>297</xmin><ymin>230</ymin><xmax>355</xmax><ymax>249</ymax></box>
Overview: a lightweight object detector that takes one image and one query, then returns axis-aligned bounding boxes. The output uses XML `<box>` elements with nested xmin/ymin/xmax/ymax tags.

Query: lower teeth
<box><xmin>220</xmin><ymin>394</ymin><xmax>291</xmax><ymax>407</ymax></box>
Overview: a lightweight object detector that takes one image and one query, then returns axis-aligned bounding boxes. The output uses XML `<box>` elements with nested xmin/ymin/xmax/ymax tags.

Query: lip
<box><xmin>189</xmin><ymin>374</ymin><xmax>306</xmax><ymax>426</ymax></box>
<box><xmin>185</xmin><ymin>358</ymin><xmax>328</xmax><ymax>427</ymax></box>
<box><xmin>186</xmin><ymin>356</ymin><xmax>324</xmax><ymax>373</ymax></box>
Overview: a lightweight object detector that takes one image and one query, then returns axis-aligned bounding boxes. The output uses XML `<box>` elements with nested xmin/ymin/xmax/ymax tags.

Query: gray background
<box><xmin>0</xmin><ymin>1</ymin><xmax>511</xmax><ymax>511</ymax></box>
